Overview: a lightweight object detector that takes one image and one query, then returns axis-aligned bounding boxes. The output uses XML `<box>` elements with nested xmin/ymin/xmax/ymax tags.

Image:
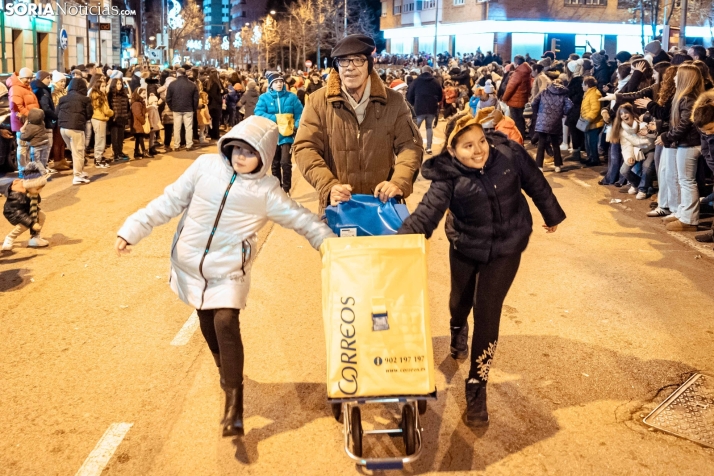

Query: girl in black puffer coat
<box><xmin>398</xmin><ymin>116</ymin><xmax>565</xmax><ymax>427</ymax></box>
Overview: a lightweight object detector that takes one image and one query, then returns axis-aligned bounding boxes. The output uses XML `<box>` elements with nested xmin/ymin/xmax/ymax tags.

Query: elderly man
<box><xmin>294</xmin><ymin>34</ymin><xmax>422</xmax><ymax>211</ymax></box>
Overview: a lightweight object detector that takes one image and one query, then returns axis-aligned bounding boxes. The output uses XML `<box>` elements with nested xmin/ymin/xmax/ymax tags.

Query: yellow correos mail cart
<box><xmin>321</xmin><ymin>233</ymin><xmax>436</xmax><ymax>469</ymax></box>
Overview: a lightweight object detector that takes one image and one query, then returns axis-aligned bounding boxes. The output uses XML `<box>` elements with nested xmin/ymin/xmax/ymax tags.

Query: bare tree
<box><xmin>289</xmin><ymin>0</ymin><xmax>316</xmax><ymax>68</ymax></box>
<box><xmin>168</xmin><ymin>0</ymin><xmax>204</xmax><ymax>58</ymax></box>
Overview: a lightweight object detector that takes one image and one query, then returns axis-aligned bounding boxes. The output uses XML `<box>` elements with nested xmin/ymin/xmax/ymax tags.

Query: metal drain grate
<box><xmin>643</xmin><ymin>373</ymin><xmax>714</xmax><ymax>449</ymax></box>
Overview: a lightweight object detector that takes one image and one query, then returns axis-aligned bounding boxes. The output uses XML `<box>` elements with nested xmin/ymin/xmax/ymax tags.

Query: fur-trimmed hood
<box><xmin>326</xmin><ymin>70</ymin><xmax>388</xmax><ymax>105</ymax></box>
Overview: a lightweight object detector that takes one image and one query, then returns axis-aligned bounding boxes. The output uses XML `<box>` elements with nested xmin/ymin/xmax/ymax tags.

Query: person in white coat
<box><xmin>115</xmin><ymin>115</ymin><xmax>335</xmax><ymax>437</ymax></box>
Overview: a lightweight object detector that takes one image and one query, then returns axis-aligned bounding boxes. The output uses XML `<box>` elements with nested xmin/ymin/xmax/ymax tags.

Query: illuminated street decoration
<box><xmin>233</xmin><ymin>33</ymin><xmax>242</xmax><ymax>48</ymax></box>
<box><xmin>252</xmin><ymin>25</ymin><xmax>261</xmax><ymax>44</ymax></box>
<box><xmin>167</xmin><ymin>0</ymin><xmax>185</xmax><ymax>29</ymax></box>
<box><xmin>187</xmin><ymin>39</ymin><xmax>203</xmax><ymax>50</ymax></box>
<box><xmin>222</xmin><ymin>36</ymin><xmax>229</xmax><ymax>50</ymax></box>
<box><xmin>205</xmin><ymin>37</ymin><xmax>211</xmax><ymax>50</ymax></box>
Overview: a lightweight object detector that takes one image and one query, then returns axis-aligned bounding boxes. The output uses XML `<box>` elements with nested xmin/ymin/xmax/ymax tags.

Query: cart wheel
<box><xmin>401</xmin><ymin>404</ymin><xmax>416</xmax><ymax>456</ymax></box>
<box><xmin>351</xmin><ymin>406</ymin><xmax>363</xmax><ymax>457</ymax></box>
<box><xmin>417</xmin><ymin>399</ymin><xmax>427</xmax><ymax>415</ymax></box>
<box><xmin>331</xmin><ymin>403</ymin><xmax>342</xmax><ymax>422</ymax></box>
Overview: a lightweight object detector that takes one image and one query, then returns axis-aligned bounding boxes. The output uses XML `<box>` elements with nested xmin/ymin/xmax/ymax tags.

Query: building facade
<box><xmin>380</xmin><ymin>0</ymin><xmax>713</xmax><ymax>60</ymax></box>
<box><xmin>0</xmin><ymin>0</ymin><xmax>124</xmax><ymax>73</ymax></box>
<box><xmin>204</xmin><ymin>0</ymin><xmax>231</xmax><ymax>36</ymax></box>
<box><xmin>229</xmin><ymin>0</ymin><xmax>267</xmax><ymax>31</ymax></box>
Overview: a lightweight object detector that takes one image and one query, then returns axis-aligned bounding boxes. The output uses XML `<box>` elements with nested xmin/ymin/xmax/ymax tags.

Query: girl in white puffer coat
<box><xmin>115</xmin><ymin>115</ymin><xmax>335</xmax><ymax>437</ymax></box>
<box><xmin>607</xmin><ymin>103</ymin><xmax>657</xmax><ymax>199</ymax></box>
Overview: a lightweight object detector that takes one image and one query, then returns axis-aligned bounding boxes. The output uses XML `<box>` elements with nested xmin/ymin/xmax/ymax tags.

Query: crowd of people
<box><xmin>383</xmin><ymin>41</ymin><xmax>714</xmax><ymax>242</ymax></box>
<box><xmin>4</xmin><ymin>32</ymin><xmax>714</xmax><ymax>439</ymax></box>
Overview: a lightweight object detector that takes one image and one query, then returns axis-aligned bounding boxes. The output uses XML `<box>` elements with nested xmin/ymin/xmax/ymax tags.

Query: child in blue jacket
<box><xmin>255</xmin><ymin>72</ymin><xmax>303</xmax><ymax>194</ymax></box>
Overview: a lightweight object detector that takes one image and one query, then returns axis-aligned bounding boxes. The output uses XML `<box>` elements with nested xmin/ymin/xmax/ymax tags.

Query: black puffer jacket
<box><xmin>565</xmin><ymin>76</ymin><xmax>584</xmax><ymax>128</ymax></box>
<box><xmin>108</xmin><ymin>85</ymin><xmax>130</xmax><ymax>125</ymax></box>
<box><xmin>3</xmin><ymin>181</ymin><xmax>41</xmax><ymax>228</ymax></box>
<box><xmin>407</xmin><ymin>72</ymin><xmax>443</xmax><ymax>116</ymax></box>
<box><xmin>662</xmin><ymin>95</ymin><xmax>700</xmax><ymax>148</ymax></box>
<box><xmin>165</xmin><ymin>76</ymin><xmax>198</xmax><ymax>113</ymax></box>
<box><xmin>56</xmin><ymin>79</ymin><xmax>93</xmax><ymax>131</ymax></box>
<box><xmin>398</xmin><ymin>132</ymin><xmax>566</xmax><ymax>263</ymax></box>
<box><xmin>31</xmin><ymin>79</ymin><xmax>57</xmax><ymax>128</ymax></box>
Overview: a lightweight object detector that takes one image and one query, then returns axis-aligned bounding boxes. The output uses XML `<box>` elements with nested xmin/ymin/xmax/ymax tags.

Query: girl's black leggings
<box><xmin>448</xmin><ymin>246</ymin><xmax>521</xmax><ymax>383</ymax></box>
<box><xmin>197</xmin><ymin>308</ymin><xmax>244</xmax><ymax>388</ymax></box>
<box><xmin>134</xmin><ymin>133</ymin><xmax>147</xmax><ymax>154</ymax></box>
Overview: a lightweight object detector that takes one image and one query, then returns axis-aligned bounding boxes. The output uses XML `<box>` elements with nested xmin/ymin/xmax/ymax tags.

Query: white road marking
<box><xmin>170</xmin><ymin>311</ymin><xmax>199</xmax><ymax>346</ymax></box>
<box><xmin>75</xmin><ymin>423</ymin><xmax>133</xmax><ymax>476</ymax></box>
<box><xmin>568</xmin><ymin>176</ymin><xmax>592</xmax><ymax>188</ymax></box>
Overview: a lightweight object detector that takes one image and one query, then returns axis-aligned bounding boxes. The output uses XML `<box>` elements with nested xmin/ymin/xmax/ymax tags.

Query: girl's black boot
<box><xmin>221</xmin><ymin>383</ymin><xmax>244</xmax><ymax>437</ymax></box>
<box><xmin>465</xmin><ymin>379</ymin><xmax>489</xmax><ymax>427</ymax></box>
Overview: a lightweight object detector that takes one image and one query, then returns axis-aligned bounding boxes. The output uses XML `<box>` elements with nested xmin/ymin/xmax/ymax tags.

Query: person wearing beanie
<box><xmin>645</xmin><ymin>40</ymin><xmax>671</xmax><ymax>65</ymax></box>
<box><xmin>294</xmin><ymin>32</ymin><xmax>421</xmax><ymax>211</ymax></box>
<box><xmin>475</xmin><ymin>105</ymin><xmax>523</xmax><ymax>145</ymax></box>
<box><xmin>7</xmin><ymin>69</ymin><xmax>40</xmax><ymax>178</ymax></box>
<box><xmin>115</xmin><ymin>115</ymin><xmax>335</xmax><ymax>438</ymax></box>
<box><xmin>238</xmin><ymin>80</ymin><xmax>259</xmax><ymax>119</ymax></box>
<box><xmin>2</xmin><ymin>162</ymin><xmax>49</xmax><ymax>250</ymax></box>
<box><xmin>615</xmin><ymin>51</ymin><xmax>632</xmax><ymax>65</ymax></box>
<box><xmin>165</xmin><ymin>64</ymin><xmax>198</xmax><ymax>151</ymax></box>
<box><xmin>255</xmin><ymin>71</ymin><xmax>303</xmax><ymax>193</ymax></box>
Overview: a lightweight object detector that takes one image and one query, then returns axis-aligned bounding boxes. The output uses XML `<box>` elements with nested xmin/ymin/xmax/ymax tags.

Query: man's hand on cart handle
<box><xmin>374</xmin><ymin>181</ymin><xmax>402</xmax><ymax>203</ymax></box>
<box><xmin>331</xmin><ymin>184</ymin><xmax>353</xmax><ymax>206</ymax></box>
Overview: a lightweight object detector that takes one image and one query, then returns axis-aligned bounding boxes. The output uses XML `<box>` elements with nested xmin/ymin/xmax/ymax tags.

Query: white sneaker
<box><xmin>73</xmin><ymin>176</ymin><xmax>90</xmax><ymax>185</ymax></box>
<box><xmin>28</xmin><ymin>236</ymin><xmax>49</xmax><ymax>248</ymax></box>
<box><xmin>636</xmin><ymin>191</ymin><xmax>647</xmax><ymax>200</ymax></box>
<box><xmin>560</xmin><ymin>143</ymin><xmax>569</xmax><ymax>151</ymax></box>
<box><xmin>628</xmin><ymin>186</ymin><xmax>637</xmax><ymax>194</ymax></box>
<box><xmin>554</xmin><ymin>166</ymin><xmax>562</xmax><ymax>173</ymax></box>
<box><xmin>2</xmin><ymin>237</ymin><xmax>14</xmax><ymax>251</ymax></box>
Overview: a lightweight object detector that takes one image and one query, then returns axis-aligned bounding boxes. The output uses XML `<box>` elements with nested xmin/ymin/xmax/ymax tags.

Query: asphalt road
<box><xmin>1</xmin><ymin>131</ymin><xmax>713</xmax><ymax>475</ymax></box>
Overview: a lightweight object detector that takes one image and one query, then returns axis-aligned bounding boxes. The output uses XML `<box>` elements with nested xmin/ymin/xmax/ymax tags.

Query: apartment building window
<box><xmin>382</xmin><ymin>2</ymin><xmax>387</xmax><ymax>16</ymax></box>
<box><xmin>394</xmin><ymin>0</ymin><xmax>402</xmax><ymax>14</ymax></box>
<box><xmin>565</xmin><ymin>0</ymin><xmax>606</xmax><ymax>5</ymax></box>
<box><xmin>416</xmin><ymin>0</ymin><xmax>436</xmax><ymax>10</ymax></box>
<box><xmin>453</xmin><ymin>0</ymin><xmax>464</xmax><ymax>5</ymax></box>
<box><xmin>402</xmin><ymin>2</ymin><xmax>415</xmax><ymax>13</ymax></box>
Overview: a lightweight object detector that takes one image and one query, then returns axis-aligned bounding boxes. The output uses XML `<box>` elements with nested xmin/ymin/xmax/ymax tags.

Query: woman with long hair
<box><xmin>205</xmin><ymin>69</ymin><xmax>225</xmax><ymax>140</ymax></box>
<box><xmin>107</xmin><ymin>77</ymin><xmax>130</xmax><ymax>161</ymax></box>
<box><xmin>90</xmin><ymin>85</ymin><xmax>113</xmax><ymax>168</ymax></box>
<box><xmin>657</xmin><ymin>64</ymin><xmax>704</xmax><ymax>230</ymax></box>
<box><xmin>608</xmin><ymin>103</ymin><xmax>657</xmax><ymax>198</ymax></box>
<box><xmin>130</xmin><ymin>87</ymin><xmax>148</xmax><ymax>159</ymax></box>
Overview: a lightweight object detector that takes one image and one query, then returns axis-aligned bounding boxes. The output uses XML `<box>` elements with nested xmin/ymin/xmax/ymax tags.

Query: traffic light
<box><xmin>551</xmin><ymin>38</ymin><xmax>561</xmax><ymax>54</ymax></box>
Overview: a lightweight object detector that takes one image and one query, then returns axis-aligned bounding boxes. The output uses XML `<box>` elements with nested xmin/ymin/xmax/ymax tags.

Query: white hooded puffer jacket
<box><xmin>117</xmin><ymin>115</ymin><xmax>335</xmax><ymax>310</ymax></box>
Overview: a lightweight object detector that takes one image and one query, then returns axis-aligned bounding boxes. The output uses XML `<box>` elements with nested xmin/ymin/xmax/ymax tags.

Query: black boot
<box><xmin>450</xmin><ymin>324</ymin><xmax>469</xmax><ymax>360</ymax></box>
<box><xmin>222</xmin><ymin>383</ymin><xmax>244</xmax><ymax>437</ymax></box>
<box><xmin>465</xmin><ymin>380</ymin><xmax>489</xmax><ymax>426</ymax></box>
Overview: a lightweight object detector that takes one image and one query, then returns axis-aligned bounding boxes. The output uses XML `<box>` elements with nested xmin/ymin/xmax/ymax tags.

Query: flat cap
<box><xmin>331</xmin><ymin>34</ymin><xmax>376</xmax><ymax>58</ymax></box>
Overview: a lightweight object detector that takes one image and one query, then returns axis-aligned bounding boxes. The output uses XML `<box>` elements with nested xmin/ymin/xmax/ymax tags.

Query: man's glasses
<box><xmin>336</xmin><ymin>57</ymin><xmax>367</xmax><ymax>68</ymax></box>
